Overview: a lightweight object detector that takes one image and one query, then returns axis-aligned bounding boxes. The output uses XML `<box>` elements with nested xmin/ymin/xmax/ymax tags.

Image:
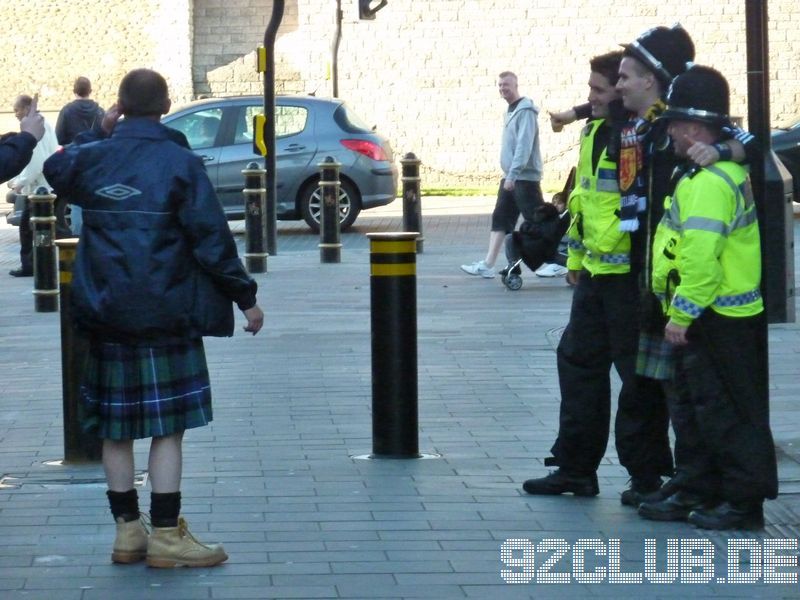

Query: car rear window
<box><xmin>333</xmin><ymin>103</ymin><xmax>373</xmax><ymax>134</ymax></box>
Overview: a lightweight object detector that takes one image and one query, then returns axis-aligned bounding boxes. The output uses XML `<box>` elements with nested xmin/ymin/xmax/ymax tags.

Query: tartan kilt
<box><xmin>81</xmin><ymin>337</ymin><xmax>213</xmax><ymax>440</ymax></box>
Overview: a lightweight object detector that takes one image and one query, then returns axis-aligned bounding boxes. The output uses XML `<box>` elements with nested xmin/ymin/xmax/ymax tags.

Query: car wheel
<box><xmin>300</xmin><ymin>178</ymin><xmax>361</xmax><ymax>233</ymax></box>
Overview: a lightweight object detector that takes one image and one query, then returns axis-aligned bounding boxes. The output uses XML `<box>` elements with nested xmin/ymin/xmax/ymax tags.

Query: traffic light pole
<box><xmin>745</xmin><ymin>0</ymin><xmax>795</xmax><ymax>324</ymax></box>
<box><xmin>261</xmin><ymin>0</ymin><xmax>283</xmax><ymax>257</ymax></box>
<box><xmin>332</xmin><ymin>0</ymin><xmax>342</xmax><ymax>98</ymax></box>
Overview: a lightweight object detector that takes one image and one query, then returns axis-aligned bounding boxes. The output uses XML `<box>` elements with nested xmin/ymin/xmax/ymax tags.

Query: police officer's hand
<box><xmin>19</xmin><ymin>94</ymin><xmax>44</xmax><ymax>141</ymax></box>
<box><xmin>664</xmin><ymin>320</ymin><xmax>688</xmax><ymax>346</ymax></box>
<box><xmin>549</xmin><ymin>109</ymin><xmax>576</xmax><ymax>132</ymax></box>
<box><xmin>566</xmin><ymin>270</ymin><xmax>581</xmax><ymax>287</ymax></box>
<box><xmin>243</xmin><ymin>304</ymin><xmax>264</xmax><ymax>335</ymax></box>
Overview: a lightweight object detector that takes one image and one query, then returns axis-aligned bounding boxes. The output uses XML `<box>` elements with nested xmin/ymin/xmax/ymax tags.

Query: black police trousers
<box><xmin>548</xmin><ymin>271</ymin><xmax>674</xmax><ymax>479</ymax></box>
<box><xmin>671</xmin><ymin>310</ymin><xmax>778</xmax><ymax>503</ymax></box>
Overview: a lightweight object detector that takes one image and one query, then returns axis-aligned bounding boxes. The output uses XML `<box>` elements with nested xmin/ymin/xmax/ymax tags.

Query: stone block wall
<box><xmin>2</xmin><ymin>0</ymin><xmax>798</xmax><ymax>191</ymax></box>
<box><xmin>0</xmin><ymin>0</ymin><xmax>194</xmax><ymax>131</ymax></box>
<box><xmin>190</xmin><ymin>0</ymin><xmax>800</xmax><ymax>190</ymax></box>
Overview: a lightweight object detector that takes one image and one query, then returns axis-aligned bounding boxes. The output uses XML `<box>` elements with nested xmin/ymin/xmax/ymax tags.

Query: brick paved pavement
<box><xmin>2</xmin><ymin>198</ymin><xmax>800</xmax><ymax>598</ymax></box>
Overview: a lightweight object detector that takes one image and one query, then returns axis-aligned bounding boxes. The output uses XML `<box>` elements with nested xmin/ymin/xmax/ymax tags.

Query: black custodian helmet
<box><xmin>623</xmin><ymin>24</ymin><xmax>695</xmax><ymax>85</ymax></box>
<box><xmin>662</xmin><ymin>65</ymin><xmax>730</xmax><ymax>125</ymax></box>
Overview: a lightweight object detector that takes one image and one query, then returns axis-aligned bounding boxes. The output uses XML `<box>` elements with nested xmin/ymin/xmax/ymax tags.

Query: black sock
<box><xmin>150</xmin><ymin>491</ymin><xmax>181</xmax><ymax>528</ymax></box>
<box><xmin>107</xmin><ymin>489</ymin><xmax>139</xmax><ymax>522</ymax></box>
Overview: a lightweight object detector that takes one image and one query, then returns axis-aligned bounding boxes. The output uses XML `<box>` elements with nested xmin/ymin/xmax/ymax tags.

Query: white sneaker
<box><xmin>460</xmin><ymin>260</ymin><xmax>496</xmax><ymax>278</ymax></box>
<box><xmin>535</xmin><ymin>263</ymin><xmax>568</xmax><ymax>277</ymax></box>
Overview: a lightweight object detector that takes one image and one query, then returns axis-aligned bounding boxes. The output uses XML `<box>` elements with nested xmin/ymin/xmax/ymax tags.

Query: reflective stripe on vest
<box><xmin>598</xmin><ymin>253</ymin><xmax>630</xmax><ymax>264</ymax></box>
<box><xmin>671</xmin><ymin>165</ymin><xmax>758</xmax><ymax>237</ymax></box>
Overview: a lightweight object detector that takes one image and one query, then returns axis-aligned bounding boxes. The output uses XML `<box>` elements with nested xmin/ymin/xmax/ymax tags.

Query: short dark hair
<box><xmin>73</xmin><ymin>76</ymin><xmax>92</xmax><ymax>97</ymax></box>
<box><xmin>589</xmin><ymin>51</ymin><xmax>623</xmax><ymax>86</ymax></box>
<box><xmin>15</xmin><ymin>95</ymin><xmax>33</xmax><ymax>110</ymax></box>
<box><xmin>118</xmin><ymin>69</ymin><xmax>169</xmax><ymax>117</ymax></box>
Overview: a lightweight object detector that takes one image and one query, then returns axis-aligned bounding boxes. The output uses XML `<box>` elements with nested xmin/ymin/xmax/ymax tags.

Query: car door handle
<box><xmin>284</xmin><ymin>144</ymin><xmax>306</xmax><ymax>152</ymax></box>
<box><xmin>200</xmin><ymin>155</ymin><xmax>216</xmax><ymax>163</ymax></box>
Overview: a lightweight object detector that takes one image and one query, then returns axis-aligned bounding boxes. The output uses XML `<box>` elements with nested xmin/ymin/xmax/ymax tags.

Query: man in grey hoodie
<box><xmin>461</xmin><ymin>71</ymin><xmax>544</xmax><ymax>278</ymax></box>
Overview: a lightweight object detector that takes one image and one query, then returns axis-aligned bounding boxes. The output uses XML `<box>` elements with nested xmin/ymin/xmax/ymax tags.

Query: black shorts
<box><xmin>491</xmin><ymin>179</ymin><xmax>544</xmax><ymax>232</ymax></box>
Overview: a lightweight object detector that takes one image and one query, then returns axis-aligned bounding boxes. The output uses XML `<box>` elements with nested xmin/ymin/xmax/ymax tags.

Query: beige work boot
<box><xmin>145</xmin><ymin>517</ymin><xmax>228</xmax><ymax>568</ymax></box>
<box><xmin>111</xmin><ymin>515</ymin><xmax>149</xmax><ymax>564</ymax></box>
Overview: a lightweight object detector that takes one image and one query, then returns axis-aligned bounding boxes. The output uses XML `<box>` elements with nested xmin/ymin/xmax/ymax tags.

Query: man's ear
<box><xmin>162</xmin><ymin>98</ymin><xmax>171</xmax><ymax>115</ymax></box>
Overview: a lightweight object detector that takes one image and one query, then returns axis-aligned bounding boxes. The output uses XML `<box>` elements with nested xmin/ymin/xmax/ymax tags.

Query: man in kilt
<box><xmin>44</xmin><ymin>69</ymin><xmax>264</xmax><ymax>568</ymax></box>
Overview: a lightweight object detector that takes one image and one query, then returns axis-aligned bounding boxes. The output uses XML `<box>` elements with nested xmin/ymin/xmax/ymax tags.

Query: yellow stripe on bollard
<box><xmin>371</xmin><ymin>240</ymin><xmax>417</xmax><ymax>254</ymax></box>
<box><xmin>370</xmin><ymin>263</ymin><xmax>416</xmax><ymax>277</ymax></box>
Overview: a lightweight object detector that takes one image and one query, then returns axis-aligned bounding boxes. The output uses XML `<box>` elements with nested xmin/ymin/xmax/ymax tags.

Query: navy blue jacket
<box><xmin>43</xmin><ymin>118</ymin><xmax>257</xmax><ymax>342</ymax></box>
<box><xmin>0</xmin><ymin>131</ymin><xmax>36</xmax><ymax>183</ymax></box>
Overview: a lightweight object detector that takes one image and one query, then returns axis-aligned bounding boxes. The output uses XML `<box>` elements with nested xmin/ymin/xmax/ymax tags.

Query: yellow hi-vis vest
<box><xmin>651</xmin><ymin>162</ymin><xmax>763</xmax><ymax>326</ymax></box>
<box><xmin>566</xmin><ymin>119</ymin><xmax>630</xmax><ymax>275</ymax></box>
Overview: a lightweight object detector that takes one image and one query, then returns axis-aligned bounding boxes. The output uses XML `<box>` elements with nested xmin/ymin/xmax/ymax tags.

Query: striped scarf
<box><xmin>618</xmin><ymin>100</ymin><xmax>666</xmax><ymax>232</ymax></box>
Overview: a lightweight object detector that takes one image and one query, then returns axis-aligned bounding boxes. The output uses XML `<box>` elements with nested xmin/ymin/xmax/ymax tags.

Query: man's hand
<box><xmin>101</xmin><ymin>104</ymin><xmax>122</xmax><ymax>135</ymax></box>
<box><xmin>19</xmin><ymin>94</ymin><xmax>44</xmax><ymax>141</ymax></box>
<box><xmin>664</xmin><ymin>320</ymin><xmax>688</xmax><ymax>346</ymax></box>
<box><xmin>503</xmin><ymin>179</ymin><xmax>515</xmax><ymax>192</ymax></box>
<box><xmin>685</xmin><ymin>136</ymin><xmax>720</xmax><ymax>167</ymax></box>
<box><xmin>549</xmin><ymin>109</ymin><xmax>576</xmax><ymax>132</ymax></box>
<box><xmin>243</xmin><ymin>304</ymin><xmax>264</xmax><ymax>335</ymax></box>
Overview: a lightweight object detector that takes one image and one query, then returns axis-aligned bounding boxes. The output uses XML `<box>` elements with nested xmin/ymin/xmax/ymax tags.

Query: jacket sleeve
<box><xmin>0</xmin><ymin>132</ymin><xmax>36</xmax><ymax>184</ymax></box>
<box><xmin>178</xmin><ymin>156</ymin><xmax>258</xmax><ymax>311</ymax></box>
<box><xmin>43</xmin><ymin>144</ymin><xmax>82</xmax><ymax>202</ymax></box>
<box><xmin>506</xmin><ymin>108</ymin><xmax>536</xmax><ymax>182</ymax></box>
<box><xmin>667</xmin><ymin>175</ymin><xmax>729</xmax><ymax>326</ymax></box>
<box><xmin>565</xmin><ymin>189</ymin><xmax>585</xmax><ymax>270</ymax></box>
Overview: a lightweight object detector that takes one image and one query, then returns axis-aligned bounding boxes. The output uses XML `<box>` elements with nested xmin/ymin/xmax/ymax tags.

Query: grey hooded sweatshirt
<box><xmin>500</xmin><ymin>96</ymin><xmax>543</xmax><ymax>183</ymax></box>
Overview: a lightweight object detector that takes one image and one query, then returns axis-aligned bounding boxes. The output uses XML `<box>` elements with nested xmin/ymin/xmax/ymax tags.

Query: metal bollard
<box><xmin>367</xmin><ymin>231</ymin><xmax>420</xmax><ymax>458</ymax></box>
<box><xmin>30</xmin><ymin>187</ymin><xmax>59</xmax><ymax>312</ymax></box>
<box><xmin>319</xmin><ymin>156</ymin><xmax>342</xmax><ymax>263</ymax></box>
<box><xmin>55</xmin><ymin>238</ymin><xmax>101</xmax><ymax>463</ymax></box>
<box><xmin>242</xmin><ymin>162</ymin><xmax>268</xmax><ymax>273</ymax></box>
<box><xmin>401</xmin><ymin>153</ymin><xmax>424</xmax><ymax>253</ymax></box>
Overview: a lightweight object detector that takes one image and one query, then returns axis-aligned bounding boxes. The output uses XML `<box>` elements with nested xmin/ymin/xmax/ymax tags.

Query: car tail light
<box><xmin>340</xmin><ymin>139</ymin><xmax>388</xmax><ymax>161</ymax></box>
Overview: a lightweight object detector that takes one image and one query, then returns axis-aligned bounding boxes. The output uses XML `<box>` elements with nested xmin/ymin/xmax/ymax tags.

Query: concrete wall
<box><xmin>2</xmin><ymin>1</ymin><xmax>799</xmax><ymax>190</ymax></box>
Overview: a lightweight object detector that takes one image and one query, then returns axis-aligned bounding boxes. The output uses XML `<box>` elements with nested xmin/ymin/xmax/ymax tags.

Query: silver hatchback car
<box><xmin>162</xmin><ymin>95</ymin><xmax>398</xmax><ymax>231</ymax></box>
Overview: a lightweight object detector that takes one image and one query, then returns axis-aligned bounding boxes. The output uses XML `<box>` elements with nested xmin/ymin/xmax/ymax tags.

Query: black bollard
<box><xmin>55</xmin><ymin>238</ymin><xmax>102</xmax><ymax>463</ymax></box>
<box><xmin>242</xmin><ymin>162</ymin><xmax>268</xmax><ymax>273</ymax></box>
<box><xmin>30</xmin><ymin>187</ymin><xmax>59</xmax><ymax>312</ymax></box>
<box><xmin>401</xmin><ymin>153</ymin><xmax>424</xmax><ymax>253</ymax></box>
<box><xmin>319</xmin><ymin>156</ymin><xmax>342</xmax><ymax>263</ymax></box>
<box><xmin>367</xmin><ymin>231</ymin><xmax>420</xmax><ymax>458</ymax></box>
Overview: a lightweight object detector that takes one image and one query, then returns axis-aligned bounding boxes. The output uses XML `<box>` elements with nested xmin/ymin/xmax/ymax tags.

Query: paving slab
<box><xmin>1</xmin><ymin>198</ymin><xmax>800</xmax><ymax>598</ymax></box>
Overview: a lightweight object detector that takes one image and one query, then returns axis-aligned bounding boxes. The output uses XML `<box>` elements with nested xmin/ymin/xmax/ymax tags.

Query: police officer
<box><xmin>637</xmin><ymin>66</ymin><xmax>777</xmax><ymax>529</ymax></box>
<box><xmin>523</xmin><ymin>51</ymin><xmax>638</xmax><ymax>496</ymax></box>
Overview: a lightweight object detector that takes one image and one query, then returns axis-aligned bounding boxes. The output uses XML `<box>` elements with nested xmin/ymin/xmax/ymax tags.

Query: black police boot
<box><xmin>9</xmin><ymin>266</ymin><xmax>33</xmax><ymax>277</ymax></box>
<box><xmin>620</xmin><ymin>477</ymin><xmax>662</xmax><ymax>507</ymax></box>
<box><xmin>688</xmin><ymin>501</ymin><xmax>764</xmax><ymax>530</ymax></box>
<box><xmin>522</xmin><ymin>469</ymin><xmax>599</xmax><ymax>497</ymax></box>
<box><xmin>638</xmin><ymin>490</ymin><xmax>707</xmax><ymax>521</ymax></box>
